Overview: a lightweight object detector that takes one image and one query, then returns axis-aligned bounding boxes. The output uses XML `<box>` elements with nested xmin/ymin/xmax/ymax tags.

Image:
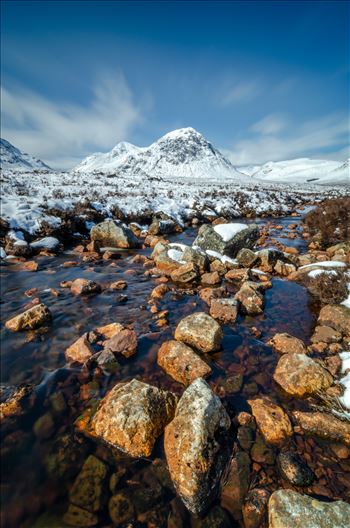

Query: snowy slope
<box><xmin>0</xmin><ymin>138</ymin><xmax>51</xmax><ymax>171</ymax></box>
<box><xmin>248</xmin><ymin>158</ymin><xmax>349</xmax><ymax>185</ymax></box>
<box><xmin>74</xmin><ymin>127</ymin><xmax>247</xmax><ymax>180</ymax></box>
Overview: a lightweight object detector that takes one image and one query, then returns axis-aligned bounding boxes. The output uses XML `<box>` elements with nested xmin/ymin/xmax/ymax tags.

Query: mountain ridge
<box><xmin>0</xmin><ymin>138</ymin><xmax>51</xmax><ymax>171</ymax></box>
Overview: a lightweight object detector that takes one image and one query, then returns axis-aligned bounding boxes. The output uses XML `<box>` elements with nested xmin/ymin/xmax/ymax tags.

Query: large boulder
<box><xmin>91</xmin><ymin>219</ymin><xmax>140</xmax><ymax>248</ymax></box>
<box><xmin>268</xmin><ymin>489</ymin><xmax>350</xmax><ymax>528</ymax></box>
<box><xmin>193</xmin><ymin>223</ymin><xmax>259</xmax><ymax>257</ymax></box>
<box><xmin>157</xmin><ymin>340</ymin><xmax>211</xmax><ymax>385</ymax></box>
<box><xmin>248</xmin><ymin>396</ymin><xmax>293</xmax><ymax>447</ymax></box>
<box><xmin>5</xmin><ymin>303</ymin><xmax>51</xmax><ymax>332</ymax></box>
<box><xmin>174</xmin><ymin>312</ymin><xmax>223</xmax><ymax>353</ymax></box>
<box><xmin>164</xmin><ymin>378</ymin><xmax>231</xmax><ymax>515</ymax></box>
<box><xmin>91</xmin><ymin>379</ymin><xmax>177</xmax><ymax>457</ymax></box>
<box><xmin>273</xmin><ymin>354</ymin><xmax>333</xmax><ymax>397</ymax></box>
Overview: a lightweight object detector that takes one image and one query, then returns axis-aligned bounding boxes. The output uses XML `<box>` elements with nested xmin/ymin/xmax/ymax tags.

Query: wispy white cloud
<box><xmin>250</xmin><ymin>113</ymin><xmax>287</xmax><ymax>135</ymax></box>
<box><xmin>225</xmin><ymin>112</ymin><xmax>349</xmax><ymax>165</ymax></box>
<box><xmin>1</xmin><ymin>72</ymin><xmax>144</xmax><ymax>168</ymax></box>
<box><xmin>220</xmin><ymin>80</ymin><xmax>261</xmax><ymax>105</ymax></box>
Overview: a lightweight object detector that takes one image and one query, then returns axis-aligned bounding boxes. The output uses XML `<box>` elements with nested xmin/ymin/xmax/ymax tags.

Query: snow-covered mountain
<box><xmin>74</xmin><ymin>127</ymin><xmax>247</xmax><ymax>180</ymax></box>
<box><xmin>0</xmin><ymin>138</ymin><xmax>51</xmax><ymax>171</ymax></box>
<box><xmin>242</xmin><ymin>158</ymin><xmax>349</xmax><ymax>185</ymax></box>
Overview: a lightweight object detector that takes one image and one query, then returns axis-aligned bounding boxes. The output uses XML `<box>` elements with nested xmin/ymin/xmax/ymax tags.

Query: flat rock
<box><xmin>209</xmin><ymin>298</ymin><xmax>239</xmax><ymax>323</ymax></box>
<box><xmin>91</xmin><ymin>219</ymin><xmax>140</xmax><ymax>248</ymax></box>
<box><xmin>65</xmin><ymin>333</ymin><xmax>95</xmax><ymax>364</ymax></box>
<box><xmin>225</xmin><ymin>268</ymin><xmax>251</xmax><ymax>283</ymax></box>
<box><xmin>164</xmin><ymin>378</ymin><xmax>231</xmax><ymax>515</ymax></box>
<box><xmin>174</xmin><ymin>312</ymin><xmax>223</xmax><ymax>353</ymax></box>
<box><xmin>310</xmin><ymin>325</ymin><xmax>342</xmax><ymax>344</ymax></box>
<box><xmin>268</xmin><ymin>333</ymin><xmax>307</xmax><ymax>355</ymax></box>
<box><xmin>157</xmin><ymin>340</ymin><xmax>211</xmax><ymax>385</ymax></box>
<box><xmin>292</xmin><ymin>411</ymin><xmax>350</xmax><ymax>446</ymax></box>
<box><xmin>5</xmin><ymin>303</ymin><xmax>51</xmax><ymax>332</ymax></box>
<box><xmin>248</xmin><ymin>396</ymin><xmax>293</xmax><ymax>447</ymax></box>
<box><xmin>268</xmin><ymin>489</ymin><xmax>350</xmax><ymax>528</ymax></box>
<box><xmin>70</xmin><ymin>279</ymin><xmax>101</xmax><ymax>296</ymax></box>
<box><xmin>104</xmin><ymin>328</ymin><xmax>137</xmax><ymax>358</ymax></box>
<box><xmin>273</xmin><ymin>353</ymin><xmax>333</xmax><ymax>397</ymax></box>
<box><xmin>318</xmin><ymin>304</ymin><xmax>350</xmax><ymax>335</ymax></box>
<box><xmin>91</xmin><ymin>379</ymin><xmax>177</xmax><ymax>457</ymax></box>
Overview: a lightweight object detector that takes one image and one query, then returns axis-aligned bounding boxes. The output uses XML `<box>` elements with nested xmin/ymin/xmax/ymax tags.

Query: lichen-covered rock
<box><xmin>248</xmin><ymin>397</ymin><xmax>293</xmax><ymax>447</ymax></box>
<box><xmin>5</xmin><ymin>303</ymin><xmax>51</xmax><ymax>332</ymax></box>
<box><xmin>104</xmin><ymin>328</ymin><xmax>137</xmax><ymax>358</ymax></box>
<box><xmin>91</xmin><ymin>219</ymin><xmax>140</xmax><ymax>248</ymax></box>
<box><xmin>209</xmin><ymin>298</ymin><xmax>238</xmax><ymax>324</ymax></box>
<box><xmin>221</xmin><ymin>451</ymin><xmax>251</xmax><ymax>520</ymax></box>
<box><xmin>201</xmin><ymin>271</ymin><xmax>221</xmax><ymax>285</ymax></box>
<box><xmin>277</xmin><ymin>452</ymin><xmax>314</xmax><ymax>486</ymax></box>
<box><xmin>193</xmin><ymin>223</ymin><xmax>259</xmax><ymax>257</ymax></box>
<box><xmin>170</xmin><ymin>262</ymin><xmax>199</xmax><ymax>283</ymax></box>
<box><xmin>292</xmin><ymin>411</ymin><xmax>350</xmax><ymax>446</ymax></box>
<box><xmin>273</xmin><ymin>353</ymin><xmax>333</xmax><ymax>397</ymax></box>
<box><xmin>268</xmin><ymin>333</ymin><xmax>307</xmax><ymax>355</ymax></box>
<box><xmin>234</xmin><ymin>281</ymin><xmax>264</xmax><ymax>315</ymax></box>
<box><xmin>157</xmin><ymin>340</ymin><xmax>211</xmax><ymax>385</ymax></box>
<box><xmin>69</xmin><ymin>455</ymin><xmax>108</xmax><ymax>513</ymax></box>
<box><xmin>91</xmin><ymin>379</ymin><xmax>177</xmax><ymax>457</ymax></box>
<box><xmin>0</xmin><ymin>384</ymin><xmax>36</xmax><ymax>423</ymax></box>
<box><xmin>174</xmin><ymin>312</ymin><xmax>223</xmax><ymax>353</ymax></box>
<box><xmin>318</xmin><ymin>304</ymin><xmax>350</xmax><ymax>335</ymax></box>
<box><xmin>65</xmin><ymin>333</ymin><xmax>95</xmax><ymax>364</ymax></box>
<box><xmin>63</xmin><ymin>504</ymin><xmax>98</xmax><ymax>527</ymax></box>
<box><xmin>70</xmin><ymin>278</ymin><xmax>101</xmax><ymax>296</ymax></box>
<box><xmin>182</xmin><ymin>246</ymin><xmax>208</xmax><ymax>273</ymax></box>
<box><xmin>199</xmin><ymin>286</ymin><xmax>226</xmax><ymax>306</ymax></box>
<box><xmin>268</xmin><ymin>489</ymin><xmax>350</xmax><ymax>528</ymax></box>
<box><xmin>225</xmin><ymin>268</ymin><xmax>252</xmax><ymax>283</ymax></box>
<box><xmin>236</xmin><ymin>248</ymin><xmax>259</xmax><ymax>268</ymax></box>
<box><xmin>164</xmin><ymin>378</ymin><xmax>231</xmax><ymax>515</ymax></box>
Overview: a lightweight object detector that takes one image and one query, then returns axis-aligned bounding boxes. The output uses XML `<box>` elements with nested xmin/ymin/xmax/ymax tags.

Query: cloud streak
<box><xmin>220</xmin><ymin>80</ymin><xmax>261</xmax><ymax>105</ymax></box>
<box><xmin>1</xmin><ymin>72</ymin><xmax>143</xmax><ymax>168</ymax></box>
<box><xmin>225</xmin><ymin>112</ymin><xmax>349</xmax><ymax>165</ymax></box>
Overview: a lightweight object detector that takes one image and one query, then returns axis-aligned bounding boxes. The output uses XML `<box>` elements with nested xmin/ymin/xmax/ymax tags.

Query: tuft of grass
<box><xmin>304</xmin><ymin>197</ymin><xmax>350</xmax><ymax>247</ymax></box>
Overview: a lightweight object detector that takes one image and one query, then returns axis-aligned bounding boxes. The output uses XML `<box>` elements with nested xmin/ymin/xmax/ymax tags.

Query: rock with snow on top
<box><xmin>30</xmin><ymin>236</ymin><xmax>61</xmax><ymax>252</ymax></box>
<box><xmin>193</xmin><ymin>223</ymin><xmax>259</xmax><ymax>258</ymax></box>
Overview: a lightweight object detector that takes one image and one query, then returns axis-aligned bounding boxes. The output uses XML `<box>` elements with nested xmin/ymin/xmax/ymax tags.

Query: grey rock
<box><xmin>193</xmin><ymin>223</ymin><xmax>259</xmax><ymax>257</ymax></box>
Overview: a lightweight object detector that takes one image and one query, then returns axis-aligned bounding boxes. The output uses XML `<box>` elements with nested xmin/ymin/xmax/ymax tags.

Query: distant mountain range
<box><xmin>0</xmin><ymin>138</ymin><xmax>51</xmax><ymax>171</ymax></box>
<box><xmin>1</xmin><ymin>130</ymin><xmax>348</xmax><ymax>185</ymax></box>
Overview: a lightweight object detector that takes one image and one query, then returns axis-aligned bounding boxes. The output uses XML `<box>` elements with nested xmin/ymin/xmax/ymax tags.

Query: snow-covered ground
<box><xmin>240</xmin><ymin>158</ymin><xmax>349</xmax><ymax>186</ymax></box>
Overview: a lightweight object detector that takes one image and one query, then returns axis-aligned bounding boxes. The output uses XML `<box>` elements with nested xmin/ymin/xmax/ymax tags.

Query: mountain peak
<box><xmin>0</xmin><ymin>138</ymin><xmax>51</xmax><ymax>171</ymax></box>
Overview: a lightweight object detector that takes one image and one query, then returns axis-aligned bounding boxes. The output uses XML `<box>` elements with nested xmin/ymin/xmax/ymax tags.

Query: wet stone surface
<box><xmin>1</xmin><ymin>214</ymin><xmax>349</xmax><ymax>527</ymax></box>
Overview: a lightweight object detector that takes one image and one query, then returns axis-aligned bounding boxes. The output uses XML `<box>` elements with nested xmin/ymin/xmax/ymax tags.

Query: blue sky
<box><xmin>1</xmin><ymin>0</ymin><xmax>349</xmax><ymax>168</ymax></box>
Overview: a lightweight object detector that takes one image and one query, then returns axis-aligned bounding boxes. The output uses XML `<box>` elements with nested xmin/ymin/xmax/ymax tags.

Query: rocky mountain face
<box><xmin>0</xmin><ymin>138</ymin><xmax>51</xmax><ymax>171</ymax></box>
<box><xmin>74</xmin><ymin>127</ymin><xmax>247</xmax><ymax>180</ymax></box>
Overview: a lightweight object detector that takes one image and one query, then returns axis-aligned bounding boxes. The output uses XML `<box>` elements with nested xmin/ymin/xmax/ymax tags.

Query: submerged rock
<box><xmin>91</xmin><ymin>379</ymin><xmax>177</xmax><ymax>457</ymax></box>
<box><xmin>174</xmin><ymin>312</ymin><xmax>223</xmax><ymax>353</ymax></box>
<box><xmin>158</xmin><ymin>340</ymin><xmax>211</xmax><ymax>385</ymax></box>
<box><xmin>292</xmin><ymin>411</ymin><xmax>350</xmax><ymax>446</ymax></box>
<box><xmin>221</xmin><ymin>451</ymin><xmax>251</xmax><ymax>520</ymax></box>
<box><xmin>268</xmin><ymin>489</ymin><xmax>350</xmax><ymax>528</ymax></box>
<box><xmin>193</xmin><ymin>223</ymin><xmax>259</xmax><ymax>257</ymax></box>
<box><xmin>248</xmin><ymin>396</ymin><xmax>292</xmax><ymax>447</ymax></box>
<box><xmin>277</xmin><ymin>451</ymin><xmax>314</xmax><ymax>487</ymax></box>
<box><xmin>5</xmin><ymin>303</ymin><xmax>51</xmax><ymax>332</ymax></box>
<box><xmin>91</xmin><ymin>219</ymin><xmax>140</xmax><ymax>248</ymax></box>
<box><xmin>0</xmin><ymin>384</ymin><xmax>36</xmax><ymax>423</ymax></box>
<box><xmin>164</xmin><ymin>378</ymin><xmax>231</xmax><ymax>515</ymax></box>
<box><xmin>268</xmin><ymin>333</ymin><xmax>307</xmax><ymax>355</ymax></box>
<box><xmin>273</xmin><ymin>353</ymin><xmax>333</xmax><ymax>397</ymax></box>
<box><xmin>63</xmin><ymin>504</ymin><xmax>98</xmax><ymax>527</ymax></box>
<box><xmin>242</xmin><ymin>488</ymin><xmax>270</xmax><ymax>528</ymax></box>
<box><xmin>69</xmin><ymin>455</ymin><xmax>108</xmax><ymax>513</ymax></box>
<box><xmin>310</xmin><ymin>325</ymin><xmax>342</xmax><ymax>344</ymax></box>
<box><xmin>108</xmin><ymin>492</ymin><xmax>135</xmax><ymax>525</ymax></box>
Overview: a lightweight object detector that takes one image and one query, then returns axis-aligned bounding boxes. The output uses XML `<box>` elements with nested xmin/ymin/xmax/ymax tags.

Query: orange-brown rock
<box><xmin>104</xmin><ymin>328</ymin><xmax>137</xmax><ymax>358</ymax></box>
<box><xmin>234</xmin><ymin>281</ymin><xmax>264</xmax><ymax>315</ymax></box>
<box><xmin>225</xmin><ymin>268</ymin><xmax>251</xmax><ymax>283</ymax></box>
<box><xmin>150</xmin><ymin>283</ymin><xmax>169</xmax><ymax>299</ymax></box>
<box><xmin>95</xmin><ymin>322</ymin><xmax>124</xmax><ymax>339</ymax></box>
<box><xmin>317</xmin><ymin>305</ymin><xmax>350</xmax><ymax>335</ymax></box>
<box><xmin>65</xmin><ymin>333</ymin><xmax>95</xmax><ymax>363</ymax></box>
<box><xmin>268</xmin><ymin>333</ymin><xmax>307</xmax><ymax>355</ymax></box>
<box><xmin>170</xmin><ymin>262</ymin><xmax>199</xmax><ymax>283</ymax></box>
<box><xmin>157</xmin><ymin>340</ymin><xmax>211</xmax><ymax>385</ymax></box>
<box><xmin>174</xmin><ymin>312</ymin><xmax>223</xmax><ymax>353</ymax></box>
<box><xmin>248</xmin><ymin>396</ymin><xmax>293</xmax><ymax>446</ymax></box>
<box><xmin>109</xmin><ymin>280</ymin><xmax>127</xmax><ymax>290</ymax></box>
<box><xmin>310</xmin><ymin>325</ymin><xmax>342</xmax><ymax>344</ymax></box>
<box><xmin>209</xmin><ymin>298</ymin><xmax>238</xmax><ymax>323</ymax></box>
<box><xmin>273</xmin><ymin>353</ymin><xmax>333</xmax><ymax>397</ymax></box>
<box><xmin>199</xmin><ymin>286</ymin><xmax>226</xmax><ymax>306</ymax></box>
<box><xmin>91</xmin><ymin>379</ymin><xmax>177</xmax><ymax>457</ymax></box>
<box><xmin>70</xmin><ymin>278</ymin><xmax>101</xmax><ymax>296</ymax></box>
<box><xmin>164</xmin><ymin>378</ymin><xmax>231</xmax><ymax>515</ymax></box>
<box><xmin>5</xmin><ymin>303</ymin><xmax>51</xmax><ymax>332</ymax></box>
<box><xmin>201</xmin><ymin>271</ymin><xmax>221</xmax><ymax>285</ymax></box>
<box><xmin>20</xmin><ymin>261</ymin><xmax>39</xmax><ymax>272</ymax></box>
<box><xmin>292</xmin><ymin>411</ymin><xmax>350</xmax><ymax>446</ymax></box>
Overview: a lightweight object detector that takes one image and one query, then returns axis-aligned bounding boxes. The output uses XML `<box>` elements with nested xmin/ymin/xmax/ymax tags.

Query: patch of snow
<box><xmin>30</xmin><ymin>237</ymin><xmax>60</xmax><ymax>250</ymax></box>
<box><xmin>0</xmin><ymin>247</ymin><xmax>7</xmax><ymax>259</ymax></box>
<box><xmin>167</xmin><ymin>248</ymin><xmax>185</xmax><ymax>263</ymax></box>
<box><xmin>299</xmin><ymin>261</ymin><xmax>346</xmax><ymax>270</ymax></box>
<box><xmin>308</xmin><ymin>269</ymin><xmax>338</xmax><ymax>278</ymax></box>
<box><xmin>213</xmin><ymin>222</ymin><xmax>247</xmax><ymax>242</ymax></box>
